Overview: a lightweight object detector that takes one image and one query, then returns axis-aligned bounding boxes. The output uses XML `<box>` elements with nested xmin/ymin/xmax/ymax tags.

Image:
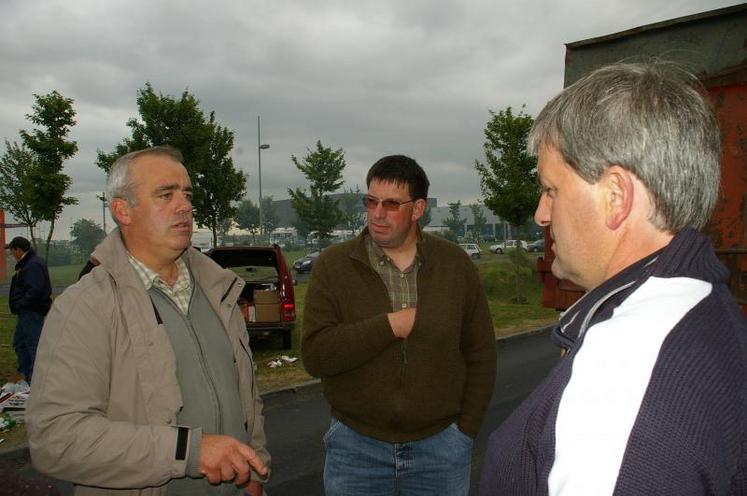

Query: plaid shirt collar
<box><xmin>364</xmin><ymin>228</ymin><xmax>425</xmax><ymax>267</ymax></box>
<box><xmin>127</xmin><ymin>254</ymin><xmax>193</xmax><ymax>316</ymax></box>
<box><xmin>364</xmin><ymin>234</ymin><xmax>423</xmax><ymax>273</ymax></box>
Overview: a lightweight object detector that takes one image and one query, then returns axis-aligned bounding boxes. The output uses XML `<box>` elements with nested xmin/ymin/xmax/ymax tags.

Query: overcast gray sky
<box><xmin>0</xmin><ymin>0</ymin><xmax>740</xmax><ymax>239</ymax></box>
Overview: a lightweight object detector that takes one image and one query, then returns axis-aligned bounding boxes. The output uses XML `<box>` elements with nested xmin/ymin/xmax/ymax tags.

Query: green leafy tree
<box><xmin>443</xmin><ymin>201</ymin><xmax>466</xmax><ymax>239</ymax></box>
<box><xmin>96</xmin><ymin>84</ymin><xmax>245</xmax><ymax>247</ymax></box>
<box><xmin>0</xmin><ymin>141</ymin><xmax>39</xmax><ymax>244</ymax></box>
<box><xmin>470</xmin><ymin>203</ymin><xmax>488</xmax><ymax>242</ymax></box>
<box><xmin>217</xmin><ymin>216</ymin><xmax>233</xmax><ymax>245</ymax></box>
<box><xmin>260</xmin><ymin>196</ymin><xmax>278</xmax><ymax>236</ymax></box>
<box><xmin>288</xmin><ymin>141</ymin><xmax>346</xmax><ymax>243</ymax></box>
<box><xmin>235</xmin><ymin>199</ymin><xmax>260</xmax><ymax>243</ymax></box>
<box><xmin>19</xmin><ymin>91</ymin><xmax>79</xmax><ymax>258</ymax></box>
<box><xmin>235</xmin><ymin>199</ymin><xmax>259</xmax><ymax>232</ymax></box>
<box><xmin>292</xmin><ymin>218</ymin><xmax>312</xmax><ymax>242</ymax></box>
<box><xmin>475</xmin><ymin>105</ymin><xmax>540</xmax><ymax>303</ymax></box>
<box><xmin>70</xmin><ymin>218</ymin><xmax>105</xmax><ymax>259</ymax></box>
<box><xmin>418</xmin><ymin>204</ymin><xmax>432</xmax><ymax>228</ymax></box>
<box><xmin>197</xmin><ymin>123</ymin><xmax>245</xmax><ymax>248</ymax></box>
<box><xmin>338</xmin><ymin>186</ymin><xmax>365</xmax><ymax>234</ymax></box>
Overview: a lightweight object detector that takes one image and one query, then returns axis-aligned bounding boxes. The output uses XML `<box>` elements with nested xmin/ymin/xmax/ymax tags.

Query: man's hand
<box><xmin>199</xmin><ymin>434</ymin><xmax>267</xmax><ymax>486</ymax></box>
<box><xmin>388</xmin><ymin>307</ymin><xmax>417</xmax><ymax>339</ymax></box>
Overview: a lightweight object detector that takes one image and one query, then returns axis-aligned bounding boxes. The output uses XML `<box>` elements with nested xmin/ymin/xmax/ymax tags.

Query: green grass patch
<box><xmin>48</xmin><ymin>263</ymin><xmax>86</xmax><ymax>287</ymax></box>
<box><xmin>0</xmin><ymin>259</ymin><xmax>560</xmax><ymax>386</ymax></box>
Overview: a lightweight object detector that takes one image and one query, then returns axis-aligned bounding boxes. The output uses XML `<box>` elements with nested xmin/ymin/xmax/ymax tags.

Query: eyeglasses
<box><xmin>361</xmin><ymin>196</ymin><xmax>415</xmax><ymax>212</ymax></box>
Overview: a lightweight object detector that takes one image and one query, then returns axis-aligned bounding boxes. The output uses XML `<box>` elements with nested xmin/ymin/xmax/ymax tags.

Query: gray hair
<box><xmin>106</xmin><ymin>145</ymin><xmax>184</xmax><ymax>215</ymax></box>
<box><xmin>528</xmin><ymin>62</ymin><xmax>721</xmax><ymax>232</ymax></box>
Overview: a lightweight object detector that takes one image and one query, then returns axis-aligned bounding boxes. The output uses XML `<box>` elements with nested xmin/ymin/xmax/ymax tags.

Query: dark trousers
<box><xmin>13</xmin><ymin>310</ymin><xmax>44</xmax><ymax>383</ymax></box>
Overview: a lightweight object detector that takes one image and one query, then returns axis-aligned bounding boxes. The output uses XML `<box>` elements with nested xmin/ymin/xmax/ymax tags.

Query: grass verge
<box><xmin>1</xmin><ymin>255</ymin><xmax>560</xmax><ymax>450</ymax></box>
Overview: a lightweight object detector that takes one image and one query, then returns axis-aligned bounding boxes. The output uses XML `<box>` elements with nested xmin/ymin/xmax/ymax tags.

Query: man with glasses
<box><xmin>302</xmin><ymin>155</ymin><xmax>497</xmax><ymax>495</ymax></box>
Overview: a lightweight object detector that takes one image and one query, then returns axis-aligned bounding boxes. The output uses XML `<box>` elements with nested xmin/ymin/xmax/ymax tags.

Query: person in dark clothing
<box><xmin>479</xmin><ymin>62</ymin><xmax>746</xmax><ymax>495</ymax></box>
<box><xmin>7</xmin><ymin>236</ymin><xmax>52</xmax><ymax>383</ymax></box>
<box><xmin>302</xmin><ymin>155</ymin><xmax>496</xmax><ymax>496</ymax></box>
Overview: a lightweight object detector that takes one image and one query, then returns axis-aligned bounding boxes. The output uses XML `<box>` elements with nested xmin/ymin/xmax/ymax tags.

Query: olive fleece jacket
<box><xmin>302</xmin><ymin>230</ymin><xmax>497</xmax><ymax>442</ymax></box>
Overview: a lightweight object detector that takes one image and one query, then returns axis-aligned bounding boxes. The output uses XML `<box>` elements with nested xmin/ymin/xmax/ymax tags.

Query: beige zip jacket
<box><xmin>26</xmin><ymin>229</ymin><xmax>270</xmax><ymax>495</ymax></box>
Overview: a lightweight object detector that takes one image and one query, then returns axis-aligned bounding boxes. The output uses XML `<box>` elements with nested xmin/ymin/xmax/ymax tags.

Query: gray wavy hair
<box><xmin>106</xmin><ymin>146</ymin><xmax>184</xmax><ymax>215</ymax></box>
<box><xmin>528</xmin><ymin>62</ymin><xmax>721</xmax><ymax>232</ymax></box>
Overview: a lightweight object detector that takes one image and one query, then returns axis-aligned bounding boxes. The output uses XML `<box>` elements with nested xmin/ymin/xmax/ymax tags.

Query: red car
<box><xmin>208</xmin><ymin>244</ymin><xmax>296</xmax><ymax>349</ymax></box>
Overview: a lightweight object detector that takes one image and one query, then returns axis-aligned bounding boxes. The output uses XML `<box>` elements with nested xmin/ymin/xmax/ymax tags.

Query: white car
<box><xmin>489</xmin><ymin>240</ymin><xmax>528</xmax><ymax>254</ymax></box>
<box><xmin>459</xmin><ymin>243</ymin><xmax>481</xmax><ymax>259</ymax></box>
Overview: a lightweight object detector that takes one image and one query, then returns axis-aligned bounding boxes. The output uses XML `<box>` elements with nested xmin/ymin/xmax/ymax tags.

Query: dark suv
<box><xmin>207</xmin><ymin>244</ymin><xmax>296</xmax><ymax>349</ymax></box>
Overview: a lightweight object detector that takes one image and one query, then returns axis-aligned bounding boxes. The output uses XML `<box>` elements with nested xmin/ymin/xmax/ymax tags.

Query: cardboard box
<box><xmin>254</xmin><ymin>289</ymin><xmax>279</xmax><ymax>304</ymax></box>
<box><xmin>254</xmin><ymin>303</ymin><xmax>280</xmax><ymax>322</ymax></box>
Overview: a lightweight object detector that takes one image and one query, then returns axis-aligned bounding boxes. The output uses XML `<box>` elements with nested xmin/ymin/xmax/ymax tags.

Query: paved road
<box><xmin>263</xmin><ymin>328</ymin><xmax>559</xmax><ymax>495</ymax></box>
<box><xmin>6</xmin><ymin>329</ymin><xmax>559</xmax><ymax>495</ymax></box>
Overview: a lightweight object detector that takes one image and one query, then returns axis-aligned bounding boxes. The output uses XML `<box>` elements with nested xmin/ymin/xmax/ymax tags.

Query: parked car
<box><xmin>292</xmin><ymin>250</ymin><xmax>321</xmax><ymax>273</ymax></box>
<box><xmin>489</xmin><ymin>240</ymin><xmax>528</xmax><ymax>254</ymax></box>
<box><xmin>207</xmin><ymin>244</ymin><xmax>296</xmax><ymax>349</ymax></box>
<box><xmin>527</xmin><ymin>239</ymin><xmax>545</xmax><ymax>253</ymax></box>
<box><xmin>459</xmin><ymin>243</ymin><xmax>481</xmax><ymax>259</ymax></box>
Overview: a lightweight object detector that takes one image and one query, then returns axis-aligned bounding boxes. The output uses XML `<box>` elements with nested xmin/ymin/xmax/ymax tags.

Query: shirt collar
<box><xmin>128</xmin><ymin>254</ymin><xmax>190</xmax><ymax>291</ymax></box>
<box><xmin>364</xmin><ymin>232</ymin><xmax>423</xmax><ymax>272</ymax></box>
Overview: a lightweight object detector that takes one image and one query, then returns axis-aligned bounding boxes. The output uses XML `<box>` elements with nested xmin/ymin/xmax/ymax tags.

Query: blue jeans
<box><xmin>13</xmin><ymin>311</ymin><xmax>44</xmax><ymax>383</ymax></box>
<box><xmin>323</xmin><ymin>419</ymin><xmax>473</xmax><ymax>496</ymax></box>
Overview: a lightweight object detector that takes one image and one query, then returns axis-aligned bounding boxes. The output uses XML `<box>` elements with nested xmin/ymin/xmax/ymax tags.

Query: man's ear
<box><xmin>110</xmin><ymin>197</ymin><xmax>132</xmax><ymax>226</ymax></box>
<box><xmin>411</xmin><ymin>198</ymin><xmax>426</xmax><ymax>223</ymax></box>
<box><xmin>603</xmin><ymin>165</ymin><xmax>634</xmax><ymax>230</ymax></box>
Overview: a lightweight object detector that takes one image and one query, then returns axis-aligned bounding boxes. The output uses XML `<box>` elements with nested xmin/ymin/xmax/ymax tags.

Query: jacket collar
<box><xmin>14</xmin><ymin>248</ymin><xmax>33</xmax><ymax>270</ymax></box>
<box><xmin>557</xmin><ymin>227</ymin><xmax>725</xmax><ymax>344</ymax></box>
<box><xmin>92</xmin><ymin>229</ymin><xmax>240</xmax><ymax>301</ymax></box>
<box><xmin>349</xmin><ymin>225</ymin><xmax>429</xmax><ymax>266</ymax></box>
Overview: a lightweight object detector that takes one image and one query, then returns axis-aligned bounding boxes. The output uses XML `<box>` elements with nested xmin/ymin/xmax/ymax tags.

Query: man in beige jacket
<box><xmin>26</xmin><ymin>146</ymin><xmax>269</xmax><ymax>495</ymax></box>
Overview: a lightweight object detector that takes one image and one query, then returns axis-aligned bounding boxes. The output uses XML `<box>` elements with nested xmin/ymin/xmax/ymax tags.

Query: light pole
<box><xmin>257</xmin><ymin>115</ymin><xmax>270</xmax><ymax>239</ymax></box>
<box><xmin>96</xmin><ymin>192</ymin><xmax>108</xmax><ymax>233</ymax></box>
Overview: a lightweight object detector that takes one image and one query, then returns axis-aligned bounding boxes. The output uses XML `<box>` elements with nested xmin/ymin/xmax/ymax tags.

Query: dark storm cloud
<box><xmin>0</xmin><ymin>0</ymin><xmax>738</xmax><ymax>237</ymax></box>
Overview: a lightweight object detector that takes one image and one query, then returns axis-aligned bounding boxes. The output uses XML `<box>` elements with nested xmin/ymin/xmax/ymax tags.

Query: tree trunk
<box><xmin>44</xmin><ymin>217</ymin><xmax>56</xmax><ymax>262</ymax></box>
<box><xmin>512</xmin><ymin>230</ymin><xmax>525</xmax><ymax>304</ymax></box>
<box><xmin>28</xmin><ymin>224</ymin><xmax>37</xmax><ymax>252</ymax></box>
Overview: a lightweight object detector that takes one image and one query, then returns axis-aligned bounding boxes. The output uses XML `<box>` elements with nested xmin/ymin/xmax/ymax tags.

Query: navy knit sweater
<box><xmin>479</xmin><ymin>229</ymin><xmax>746</xmax><ymax>495</ymax></box>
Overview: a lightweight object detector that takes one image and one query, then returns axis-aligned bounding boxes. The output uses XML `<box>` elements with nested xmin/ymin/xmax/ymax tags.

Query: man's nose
<box><xmin>372</xmin><ymin>202</ymin><xmax>388</xmax><ymax>218</ymax></box>
<box><xmin>176</xmin><ymin>193</ymin><xmax>193</xmax><ymax>214</ymax></box>
<box><xmin>534</xmin><ymin>195</ymin><xmax>550</xmax><ymax>227</ymax></box>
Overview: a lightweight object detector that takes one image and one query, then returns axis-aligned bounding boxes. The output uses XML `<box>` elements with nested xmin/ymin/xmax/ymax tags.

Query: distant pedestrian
<box><xmin>6</xmin><ymin>236</ymin><xmax>51</xmax><ymax>384</ymax></box>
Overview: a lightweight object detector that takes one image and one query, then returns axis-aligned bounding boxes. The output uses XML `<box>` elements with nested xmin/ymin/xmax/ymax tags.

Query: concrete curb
<box><xmin>496</xmin><ymin>324</ymin><xmax>553</xmax><ymax>342</ymax></box>
<box><xmin>0</xmin><ymin>324</ymin><xmax>555</xmax><ymax>463</ymax></box>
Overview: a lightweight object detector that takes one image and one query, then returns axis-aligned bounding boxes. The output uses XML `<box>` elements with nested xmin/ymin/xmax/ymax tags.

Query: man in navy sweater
<box><xmin>7</xmin><ymin>236</ymin><xmax>51</xmax><ymax>383</ymax></box>
<box><xmin>479</xmin><ymin>62</ymin><xmax>746</xmax><ymax>495</ymax></box>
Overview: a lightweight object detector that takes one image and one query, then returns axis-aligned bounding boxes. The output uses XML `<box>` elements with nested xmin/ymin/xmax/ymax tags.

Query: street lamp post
<box><xmin>96</xmin><ymin>192</ymin><xmax>108</xmax><ymax>233</ymax></box>
<box><xmin>257</xmin><ymin>115</ymin><xmax>270</xmax><ymax>240</ymax></box>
